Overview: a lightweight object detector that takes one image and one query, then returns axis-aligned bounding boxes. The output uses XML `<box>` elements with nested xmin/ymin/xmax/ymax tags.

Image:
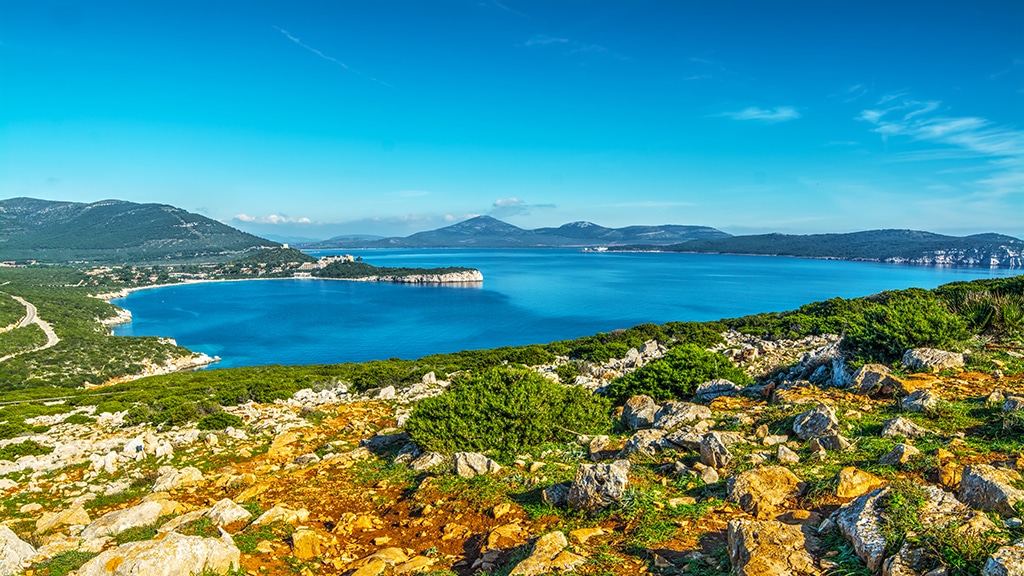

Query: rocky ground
<box><xmin>2</xmin><ymin>336</ymin><xmax>1024</xmax><ymax>576</ymax></box>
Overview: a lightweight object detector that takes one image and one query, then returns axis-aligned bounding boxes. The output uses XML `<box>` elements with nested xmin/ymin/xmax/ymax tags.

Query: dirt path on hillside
<box><xmin>0</xmin><ymin>295</ymin><xmax>60</xmax><ymax>362</ymax></box>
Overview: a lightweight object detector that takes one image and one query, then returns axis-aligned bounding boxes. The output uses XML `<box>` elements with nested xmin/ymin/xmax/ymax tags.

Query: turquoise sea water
<box><xmin>112</xmin><ymin>249</ymin><xmax>1022</xmax><ymax>368</ymax></box>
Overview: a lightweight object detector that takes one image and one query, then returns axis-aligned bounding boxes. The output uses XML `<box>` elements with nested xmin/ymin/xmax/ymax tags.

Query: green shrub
<box><xmin>843</xmin><ymin>291</ymin><xmax>970</xmax><ymax>363</ymax></box>
<box><xmin>0</xmin><ymin>439</ymin><xmax>53</xmax><ymax>460</ymax></box>
<box><xmin>62</xmin><ymin>413</ymin><xmax>96</xmax><ymax>426</ymax></box>
<box><xmin>0</xmin><ymin>421</ymin><xmax>29</xmax><ymax>440</ymax></box>
<box><xmin>555</xmin><ymin>362</ymin><xmax>582</xmax><ymax>383</ymax></box>
<box><xmin>197</xmin><ymin>412</ymin><xmax>244</xmax><ymax>430</ymax></box>
<box><xmin>163</xmin><ymin>402</ymin><xmax>199</xmax><ymax>426</ymax></box>
<box><xmin>405</xmin><ymin>367</ymin><xmax>612</xmax><ymax>461</ymax></box>
<box><xmin>662</xmin><ymin>321</ymin><xmax>726</xmax><ymax>348</ymax></box>
<box><xmin>604</xmin><ymin>344</ymin><xmax>752</xmax><ymax>403</ymax></box>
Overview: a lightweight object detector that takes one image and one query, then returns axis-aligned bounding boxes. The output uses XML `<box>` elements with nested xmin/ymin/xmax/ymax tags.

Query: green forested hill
<box><xmin>0</xmin><ymin>197</ymin><xmax>279</xmax><ymax>264</ymax></box>
<box><xmin>612</xmin><ymin>229</ymin><xmax>1024</xmax><ymax>267</ymax></box>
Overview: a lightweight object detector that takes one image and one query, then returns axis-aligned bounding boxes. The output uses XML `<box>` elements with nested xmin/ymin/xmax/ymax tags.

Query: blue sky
<box><xmin>1</xmin><ymin>1</ymin><xmax>1022</xmax><ymax>240</ymax></box>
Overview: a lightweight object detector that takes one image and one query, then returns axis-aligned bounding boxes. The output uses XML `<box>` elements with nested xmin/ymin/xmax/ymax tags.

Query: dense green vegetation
<box><xmin>0</xmin><ymin>197</ymin><xmax>277</xmax><ymax>265</ymax></box>
<box><xmin>606</xmin><ymin>344</ymin><xmax>752</xmax><ymax>402</ymax></box>
<box><xmin>0</xmin><ymin>323</ymin><xmax>47</xmax><ymax>358</ymax></box>
<box><xmin>315</xmin><ymin>260</ymin><xmax>475</xmax><ymax>279</ymax></box>
<box><xmin>0</xmin><ymin>294</ymin><xmax>25</xmax><ymax>327</ymax></box>
<box><xmin>406</xmin><ymin>367</ymin><xmax>612</xmax><ymax>461</ymax></box>
<box><xmin>232</xmin><ymin>247</ymin><xmax>316</xmax><ymax>266</ymax></box>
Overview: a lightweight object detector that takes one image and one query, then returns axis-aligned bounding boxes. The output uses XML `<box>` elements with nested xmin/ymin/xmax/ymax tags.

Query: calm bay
<box><xmin>112</xmin><ymin>249</ymin><xmax>1022</xmax><ymax>368</ymax></box>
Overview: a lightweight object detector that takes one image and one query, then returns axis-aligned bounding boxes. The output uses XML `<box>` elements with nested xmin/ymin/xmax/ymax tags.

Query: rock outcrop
<box><xmin>75</xmin><ymin>531</ymin><xmax>240</xmax><ymax>576</ymax></box>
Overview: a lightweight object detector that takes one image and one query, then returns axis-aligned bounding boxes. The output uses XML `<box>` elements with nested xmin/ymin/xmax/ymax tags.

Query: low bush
<box><xmin>405</xmin><ymin>367</ymin><xmax>612</xmax><ymax>461</ymax></box>
<box><xmin>197</xmin><ymin>411</ymin><xmax>245</xmax><ymax>430</ymax></box>
<box><xmin>843</xmin><ymin>290</ymin><xmax>970</xmax><ymax>363</ymax></box>
<box><xmin>604</xmin><ymin>344</ymin><xmax>752</xmax><ymax>402</ymax></box>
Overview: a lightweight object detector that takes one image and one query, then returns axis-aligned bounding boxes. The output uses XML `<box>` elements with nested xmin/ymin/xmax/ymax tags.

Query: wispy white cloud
<box><xmin>524</xmin><ymin>35</ymin><xmax>569</xmax><ymax>47</ymax></box>
<box><xmin>235</xmin><ymin>213</ymin><xmax>313</xmax><ymax>225</ymax></box>
<box><xmin>521</xmin><ymin>34</ymin><xmax>626</xmax><ymax>60</ymax></box>
<box><xmin>859</xmin><ymin>95</ymin><xmax>1024</xmax><ymax>198</ymax></box>
<box><xmin>489</xmin><ymin>197</ymin><xmax>556</xmax><ymax>218</ymax></box>
<box><xmin>273</xmin><ymin>26</ymin><xmax>392</xmax><ymax>88</ymax></box>
<box><xmin>720</xmin><ymin>106</ymin><xmax>801</xmax><ymax>123</ymax></box>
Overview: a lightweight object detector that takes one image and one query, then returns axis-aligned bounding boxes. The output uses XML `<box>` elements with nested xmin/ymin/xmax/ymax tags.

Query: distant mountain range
<box><xmin>0</xmin><ymin>197</ymin><xmax>278</xmax><ymax>264</ymax></box>
<box><xmin>608</xmin><ymin>229</ymin><xmax>1024</xmax><ymax>268</ymax></box>
<box><xmin>298</xmin><ymin>216</ymin><xmax>731</xmax><ymax>249</ymax></box>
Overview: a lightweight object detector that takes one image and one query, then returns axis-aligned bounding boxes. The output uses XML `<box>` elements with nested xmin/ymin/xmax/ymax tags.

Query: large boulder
<box><xmin>152</xmin><ymin>466</ymin><xmax>205</xmax><ymax>492</ymax></box>
<box><xmin>0</xmin><ymin>525</ymin><xmax>35</xmax><ymax>576</ymax></box>
<box><xmin>833</xmin><ymin>485</ymin><xmax>977</xmax><ymax>574</ymax></box>
<box><xmin>699</xmin><ymin>432</ymin><xmax>732</xmax><ymax>468</ymax></box>
<box><xmin>453</xmin><ymin>452</ymin><xmax>501</xmax><ymax>478</ymax></box>
<box><xmin>621</xmin><ymin>395</ymin><xmax>658</xmax><ymax>430</ymax></box>
<box><xmin>899</xmin><ymin>389</ymin><xmax>940</xmax><ymax>413</ymax></box>
<box><xmin>509</xmin><ymin>531</ymin><xmax>586</xmax><ymax>576</ymax></box>
<box><xmin>694</xmin><ymin>379</ymin><xmax>744</xmax><ymax>403</ymax></box>
<box><xmin>881</xmin><ymin>417</ymin><xmax>932</xmax><ymax>439</ymax></box>
<box><xmin>35</xmin><ymin>504</ymin><xmax>90</xmax><ymax>534</ymax></box>
<box><xmin>902</xmin><ymin>348</ymin><xmax>964</xmax><ymax>372</ymax></box>
<box><xmin>409</xmin><ymin>451</ymin><xmax>446</xmax><ymax>472</ymax></box>
<box><xmin>619</xmin><ymin>429</ymin><xmax>668</xmax><ymax>458</ymax></box>
<box><xmin>852</xmin><ymin>364</ymin><xmax>903</xmax><ymax>396</ymax></box>
<box><xmin>76</xmin><ymin>531</ymin><xmax>240</xmax><ymax>576</ymax></box>
<box><xmin>959</xmin><ymin>464</ymin><xmax>1024</xmax><ymax>517</ymax></box>
<box><xmin>206</xmin><ymin>499</ymin><xmax>252</xmax><ymax>527</ymax></box>
<box><xmin>727</xmin><ymin>519</ymin><xmax>818</xmax><ymax>576</ymax></box>
<box><xmin>984</xmin><ymin>539</ymin><xmax>1024</xmax><ymax>576</ymax></box>
<box><xmin>727</xmin><ymin>466</ymin><xmax>804</xmax><ymax>519</ymax></box>
<box><xmin>836</xmin><ymin>467</ymin><xmax>886</xmax><ymax>499</ymax></box>
<box><xmin>567</xmin><ymin>461</ymin><xmax>630</xmax><ymax>511</ymax></box>
<box><xmin>81</xmin><ymin>501</ymin><xmax>164</xmax><ymax>540</ymax></box>
<box><xmin>793</xmin><ymin>404</ymin><xmax>840</xmax><ymax>440</ymax></box>
<box><xmin>251</xmin><ymin>505</ymin><xmax>309</xmax><ymax>527</ymax></box>
<box><xmin>651</xmin><ymin>401</ymin><xmax>712</xmax><ymax>430</ymax></box>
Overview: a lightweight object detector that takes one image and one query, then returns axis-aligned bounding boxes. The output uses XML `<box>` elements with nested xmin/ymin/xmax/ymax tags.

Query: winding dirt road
<box><xmin>0</xmin><ymin>295</ymin><xmax>60</xmax><ymax>362</ymax></box>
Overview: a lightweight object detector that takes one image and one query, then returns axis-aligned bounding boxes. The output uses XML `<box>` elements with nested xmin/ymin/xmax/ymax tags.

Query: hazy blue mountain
<box><xmin>0</xmin><ymin>197</ymin><xmax>278</xmax><ymax>264</ymax></box>
<box><xmin>299</xmin><ymin>216</ymin><xmax>731</xmax><ymax>248</ymax></box>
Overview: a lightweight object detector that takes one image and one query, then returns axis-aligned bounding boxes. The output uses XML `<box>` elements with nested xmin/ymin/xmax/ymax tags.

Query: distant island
<box><xmin>602</xmin><ymin>229</ymin><xmax>1024</xmax><ymax>268</ymax></box>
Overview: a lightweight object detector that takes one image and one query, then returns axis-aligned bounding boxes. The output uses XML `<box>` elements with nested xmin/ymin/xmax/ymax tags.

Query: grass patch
<box><xmin>32</xmin><ymin>550</ymin><xmax>99</xmax><ymax>576</ymax></box>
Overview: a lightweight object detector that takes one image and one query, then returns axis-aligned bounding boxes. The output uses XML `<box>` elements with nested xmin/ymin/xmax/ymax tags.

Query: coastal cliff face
<box><xmin>883</xmin><ymin>245</ymin><xmax>1024</xmax><ymax>268</ymax></box>
<box><xmin>346</xmin><ymin>270</ymin><xmax>485</xmax><ymax>283</ymax></box>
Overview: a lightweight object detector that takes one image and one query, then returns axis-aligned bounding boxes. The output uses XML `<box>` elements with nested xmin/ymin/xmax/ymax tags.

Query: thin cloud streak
<box><xmin>274</xmin><ymin>26</ymin><xmax>393</xmax><ymax>88</ymax></box>
<box><xmin>859</xmin><ymin>96</ymin><xmax>1024</xmax><ymax>198</ymax></box>
<box><xmin>720</xmin><ymin>106</ymin><xmax>801</xmax><ymax>123</ymax></box>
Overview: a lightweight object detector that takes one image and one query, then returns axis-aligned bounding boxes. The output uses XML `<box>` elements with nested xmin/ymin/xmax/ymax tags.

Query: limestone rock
<box><xmin>836</xmin><ymin>467</ymin><xmax>886</xmax><ymax>499</ymax></box>
<box><xmin>900</xmin><ymin>389</ymin><xmax>941</xmax><ymax>413</ymax></box>
<box><xmin>727</xmin><ymin>519</ymin><xmax>818</xmax><ymax>576</ymax></box>
<box><xmin>881</xmin><ymin>417</ymin><xmax>932</xmax><ymax>439</ymax></box>
<box><xmin>694</xmin><ymin>379</ymin><xmax>744</xmax><ymax>403</ymax></box>
<box><xmin>652</xmin><ymin>401</ymin><xmax>712</xmax><ymax>430</ymax></box>
<box><xmin>252</xmin><ymin>505</ymin><xmax>309</xmax><ymax>526</ymax></box>
<box><xmin>879</xmin><ymin>444</ymin><xmax>922</xmax><ymax>466</ymax></box>
<box><xmin>409</xmin><ymin>451</ymin><xmax>446</xmax><ymax>471</ymax></box>
<box><xmin>984</xmin><ymin>539</ymin><xmax>1024</xmax><ymax>576</ymax></box>
<box><xmin>207</xmin><ymin>499</ymin><xmax>252</xmax><ymax>527</ymax></box>
<box><xmin>81</xmin><ymin>501</ymin><xmax>164</xmax><ymax>540</ymax></box>
<box><xmin>776</xmin><ymin>445</ymin><xmax>800</xmax><ymax>465</ymax></box>
<box><xmin>834</xmin><ymin>485</ymin><xmax>971</xmax><ymax>574</ymax></box>
<box><xmin>454</xmin><ymin>452</ymin><xmax>501</xmax><ymax>478</ymax></box>
<box><xmin>291</xmin><ymin>528</ymin><xmax>320</xmax><ymax>560</ymax></box>
<box><xmin>700</xmin><ymin>432</ymin><xmax>732</xmax><ymax>468</ymax></box>
<box><xmin>620</xmin><ymin>429</ymin><xmax>668</xmax><ymax>458</ymax></box>
<box><xmin>35</xmin><ymin>504</ymin><xmax>90</xmax><ymax>534</ymax></box>
<box><xmin>959</xmin><ymin>464</ymin><xmax>1024</xmax><ymax>517</ymax></box>
<box><xmin>567</xmin><ymin>460</ymin><xmax>630</xmax><ymax>511</ymax></box>
<box><xmin>727</xmin><ymin>466</ymin><xmax>804</xmax><ymax>519</ymax></box>
<box><xmin>509</xmin><ymin>531</ymin><xmax>586</xmax><ymax>576</ymax></box>
<box><xmin>157</xmin><ymin>510</ymin><xmax>208</xmax><ymax>534</ymax></box>
<box><xmin>793</xmin><ymin>404</ymin><xmax>840</xmax><ymax>440</ymax></box>
<box><xmin>622</xmin><ymin>395</ymin><xmax>658</xmax><ymax>430</ymax></box>
<box><xmin>852</xmin><ymin>364</ymin><xmax>903</xmax><ymax>396</ymax></box>
<box><xmin>76</xmin><ymin>531</ymin><xmax>240</xmax><ymax>576</ymax></box>
<box><xmin>542</xmin><ymin>483</ymin><xmax>570</xmax><ymax>507</ymax></box>
<box><xmin>0</xmin><ymin>525</ymin><xmax>36</xmax><ymax>576</ymax></box>
<box><xmin>587</xmin><ymin>435</ymin><xmax>619</xmax><ymax>461</ymax></box>
<box><xmin>902</xmin><ymin>348</ymin><xmax>964</xmax><ymax>372</ymax></box>
<box><xmin>152</xmin><ymin>466</ymin><xmax>204</xmax><ymax>492</ymax></box>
